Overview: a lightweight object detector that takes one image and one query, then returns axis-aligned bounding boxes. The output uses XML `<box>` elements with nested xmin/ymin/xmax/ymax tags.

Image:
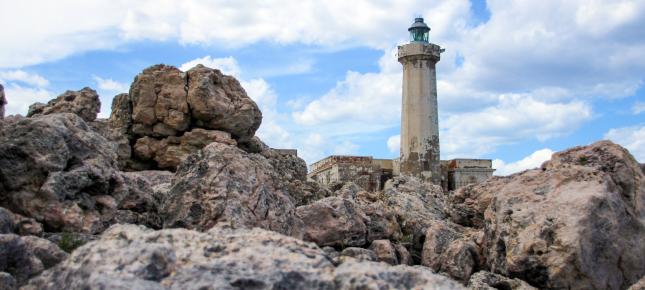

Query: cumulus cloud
<box><xmin>93</xmin><ymin>76</ymin><xmax>128</xmax><ymax>93</ymax></box>
<box><xmin>179</xmin><ymin>56</ymin><xmax>241</xmax><ymax>77</ymax></box>
<box><xmin>441</xmin><ymin>95</ymin><xmax>592</xmax><ymax>158</ymax></box>
<box><xmin>0</xmin><ymin>70</ymin><xmax>49</xmax><ymax>87</ymax></box>
<box><xmin>3</xmin><ymin>84</ymin><xmax>53</xmax><ymax>116</ymax></box>
<box><xmin>387</xmin><ymin>135</ymin><xmax>401</xmax><ymax>153</ymax></box>
<box><xmin>604</xmin><ymin>125</ymin><xmax>645</xmax><ymax>161</ymax></box>
<box><xmin>492</xmin><ymin>148</ymin><xmax>554</xmax><ymax>176</ymax></box>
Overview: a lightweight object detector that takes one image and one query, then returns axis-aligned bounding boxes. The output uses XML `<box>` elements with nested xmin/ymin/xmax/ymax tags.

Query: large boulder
<box><xmin>23</xmin><ymin>224</ymin><xmax>465</xmax><ymax>290</ymax></box>
<box><xmin>296</xmin><ymin>196</ymin><xmax>368</xmax><ymax>247</ymax></box>
<box><xmin>186</xmin><ymin>64</ymin><xmax>262</xmax><ymax>141</ymax></box>
<box><xmin>480</xmin><ymin>141</ymin><xmax>645</xmax><ymax>289</ymax></box>
<box><xmin>0</xmin><ymin>114</ymin><xmax>161</xmax><ymax>233</ymax></box>
<box><xmin>421</xmin><ymin>221</ymin><xmax>482</xmax><ymax>282</ymax></box>
<box><xmin>0</xmin><ymin>234</ymin><xmax>67</xmax><ymax>287</ymax></box>
<box><xmin>27</xmin><ymin>87</ymin><xmax>100</xmax><ymax>122</ymax></box>
<box><xmin>161</xmin><ymin>142</ymin><xmax>303</xmax><ymax>237</ymax></box>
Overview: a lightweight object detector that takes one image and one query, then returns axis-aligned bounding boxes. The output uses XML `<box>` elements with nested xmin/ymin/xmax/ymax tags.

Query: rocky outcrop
<box><xmin>161</xmin><ymin>142</ymin><xmax>303</xmax><ymax>237</ymax></box>
<box><xmin>468</xmin><ymin>271</ymin><xmax>538</xmax><ymax>290</ymax></box>
<box><xmin>0</xmin><ymin>234</ymin><xmax>67</xmax><ymax>287</ymax></box>
<box><xmin>477</xmin><ymin>141</ymin><xmax>645</xmax><ymax>289</ymax></box>
<box><xmin>27</xmin><ymin>88</ymin><xmax>100</xmax><ymax>122</ymax></box>
<box><xmin>0</xmin><ymin>83</ymin><xmax>5</xmax><ymax>119</ymax></box>
<box><xmin>23</xmin><ymin>224</ymin><xmax>465</xmax><ymax>290</ymax></box>
<box><xmin>369</xmin><ymin>239</ymin><xmax>398</xmax><ymax>265</ymax></box>
<box><xmin>107</xmin><ymin>64</ymin><xmax>262</xmax><ymax>170</ymax></box>
<box><xmin>133</xmin><ymin>129</ymin><xmax>237</xmax><ymax>170</ymax></box>
<box><xmin>0</xmin><ymin>113</ymin><xmax>162</xmax><ymax>233</ymax></box>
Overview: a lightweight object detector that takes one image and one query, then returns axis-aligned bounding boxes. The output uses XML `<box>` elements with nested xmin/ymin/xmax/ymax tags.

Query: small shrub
<box><xmin>58</xmin><ymin>233</ymin><xmax>85</xmax><ymax>253</ymax></box>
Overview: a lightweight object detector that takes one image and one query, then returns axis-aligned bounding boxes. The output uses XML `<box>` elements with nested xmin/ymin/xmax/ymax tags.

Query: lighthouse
<box><xmin>397</xmin><ymin>17</ymin><xmax>443</xmax><ymax>184</ymax></box>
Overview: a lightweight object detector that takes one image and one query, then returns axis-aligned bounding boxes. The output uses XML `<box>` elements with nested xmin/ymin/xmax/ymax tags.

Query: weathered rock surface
<box><xmin>0</xmin><ymin>83</ymin><xmax>5</xmax><ymax>119</ymax></box>
<box><xmin>297</xmin><ymin>196</ymin><xmax>368</xmax><ymax>247</ymax></box>
<box><xmin>421</xmin><ymin>221</ymin><xmax>482</xmax><ymax>282</ymax></box>
<box><xmin>186</xmin><ymin>64</ymin><xmax>262</xmax><ymax>141</ymax></box>
<box><xmin>27</xmin><ymin>88</ymin><xmax>100</xmax><ymax>122</ymax></box>
<box><xmin>339</xmin><ymin>247</ymin><xmax>378</xmax><ymax>262</ymax></box>
<box><xmin>23</xmin><ymin>224</ymin><xmax>465</xmax><ymax>290</ymax></box>
<box><xmin>0</xmin><ymin>234</ymin><xmax>67</xmax><ymax>287</ymax></box>
<box><xmin>133</xmin><ymin>129</ymin><xmax>237</xmax><ymax>170</ymax></box>
<box><xmin>477</xmin><ymin>141</ymin><xmax>645</xmax><ymax>289</ymax></box>
<box><xmin>628</xmin><ymin>276</ymin><xmax>645</xmax><ymax>290</ymax></box>
<box><xmin>0</xmin><ymin>207</ymin><xmax>43</xmax><ymax>236</ymax></box>
<box><xmin>161</xmin><ymin>142</ymin><xmax>303</xmax><ymax>237</ymax></box>
<box><xmin>0</xmin><ymin>113</ymin><xmax>162</xmax><ymax>233</ymax></box>
<box><xmin>468</xmin><ymin>271</ymin><xmax>537</xmax><ymax>290</ymax></box>
<box><xmin>369</xmin><ymin>239</ymin><xmax>398</xmax><ymax>265</ymax></box>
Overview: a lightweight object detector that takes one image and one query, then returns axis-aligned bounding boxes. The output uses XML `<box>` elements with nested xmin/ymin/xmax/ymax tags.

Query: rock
<box><xmin>287</xmin><ymin>180</ymin><xmax>332</xmax><ymax>206</ymax></box>
<box><xmin>23</xmin><ymin>224</ymin><xmax>465</xmax><ymax>290</ymax></box>
<box><xmin>43</xmin><ymin>232</ymin><xmax>98</xmax><ymax>253</ymax></box>
<box><xmin>333</xmin><ymin>259</ymin><xmax>466</xmax><ymax>290</ymax></box>
<box><xmin>421</xmin><ymin>222</ymin><xmax>481</xmax><ymax>282</ymax></box>
<box><xmin>133</xmin><ymin>129</ymin><xmax>237</xmax><ymax>170</ymax></box>
<box><xmin>129</xmin><ymin>65</ymin><xmax>190</xmax><ymax>137</ymax></box>
<box><xmin>27</xmin><ymin>87</ymin><xmax>100</xmax><ymax>122</ymax></box>
<box><xmin>629</xmin><ymin>276</ymin><xmax>645</xmax><ymax>290</ymax></box>
<box><xmin>481</xmin><ymin>141</ymin><xmax>645</xmax><ymax>289</ymax></box>
<box><xmin>0</xmin><ymin>113</ymin><xmax>161</xmax><ymax>233</ymax></box>
<box><xmin>468</xmin><ymin>271</ymin><xmax>537</xmax><ymax>290</ymax></box>
<box><xmin>161</xmin><ymin>142</ymin><xmax>303</xmax><ymax>236</ymax></box>
<box><xmin>237</xmin><ymin>136</ymin><xmax>269</xmax><ymax>153</ymax></box>
<box><xmin>369</xmin><ymin>239</ymin><xmax>398</xmax><ymax>265</ymax></box>
<box><xmin>0</xmin><ymin>83</ymin><xmax>5</xmax><ymax>119</ymax></box>
<box><xmin>383</xmin><ymin>176</ymin><xmax>447</xmax><ymax>261</ymax></box>
<box><xmin>394</xmin><ymin>243</ymin><xmax>413</xmax><ymax>265</ymax></box>
<box><xmin>0</xmin><ymin>234</ymin><xmax>66</xmax><ymax>287</ymax></box>
<box><xmin>126</xmin><ymin>64</ymin><xmax>261</xmax><ymax>142</ymax></box>
<box><xmin>297</xmin><ymin>196</ymin><xmax>367</xmax><ymax>247</ymax></box>
<box><xmin>0</xmin><ymin>272</ymin><xmax>16</xmax><ymax>290</ymax></box>
<box><xmin>356</xmin><ymin>199</ymin><xmax>402</xmax><ymax>242</ymax></box>
<box><xmin>0</xmin><ymin>207</ymin><xmax>42</xmax><ymax>236</ymax></box>
<box><xmin>339</xmin><ymin>247</ymin><xmax>378</xmax><ymax>262</ymax></box>
<box><xmin>186</xmin><ymin>64</ymin><xmax>262</xmax><ymax>141</ymax></box>
<box><xmin>334</xmin><ymin>182</ymin><xmax>362</xmax><ymax>199</ymax></box>
<box><xmin>106</xmin><ymin>93</ymin><xmax>135</xmax><ymax>169</ymax></box>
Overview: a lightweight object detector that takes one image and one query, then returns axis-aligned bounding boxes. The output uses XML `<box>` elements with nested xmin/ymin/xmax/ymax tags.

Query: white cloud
<box><xmin>179</xmin><ymin>56</ymin><xmax>241</xmax><ymax>77</ymax></box>
<box><xmin>387</xmin><ymin>135</ymin><xmax>400</xmax><ymax>153</ymax></box>
<box><xmin>633</xmin><ymin>102</ymin><xmax>645</xmax><ymax>115</ymax></box>
<box><xmin>604</xmin><ymin>125</ymin><xmax>645</xmax><ymax>161</ymax></box>
<box><xmin>93</xmin><ymin>76</ymin><xmax>128</xmax><ymax>93</ymax></box>
<box><xmin>3</xmin><ymin>84</ymin><xmax>53</xmax><ymax>116</ymax></box>
<box><xmin>0</xmin><ymin>70</ymin><xmax>49</xmax><ymax>87</ymax></box>
<box><xmin>492</xmin><ymin>148</ymin><xmax>554</xmax><ymax>176</ymax></box>
<box><xmin>441</xmin><ymin>95</ymin><xmax>592</xmax><ymax>158</ymax></box>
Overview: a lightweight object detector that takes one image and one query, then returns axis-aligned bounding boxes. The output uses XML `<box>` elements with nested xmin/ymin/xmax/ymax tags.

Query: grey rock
<box><xmin>421</xmin><ymin>221</ymin><xmax>481</xmax><ymax>282</ymax></box>
<box><xmin>23</xmin><ymin>224</ymin><xmax>464</xmax><ymax>290</ymax></box>
<box><xmin>0</xmin><ymin>113</ymin><xmax>161</xmax><ymax>233</ymax></box>
<box><xmin>0</xmin><ymin>272</ymin><xmax>16</xmax><ymax>290</ymax></box>
<box><xmin>480</xmin><ymin>141</ymin><xmax>645</xmax><ymax>289</ymax></box>
<box><xmin>339</xmin><ymin>247</ymin><xmax>378</xmax><ymax>262</ymax></box>
<box><xmin>468</xmin><ymin>271</ymin><xmax>537</xmax><ymax>290</ymax></box>
<box><xmin>369</xmin><ymin>239</ymin><xmax>398</xmax><ymax>265</ymax></box>
<box><xmin>0</xmin><ymin>234</ymin><xmax>64</xmax><ymax>287</ymax></box>
<box><xmin>394</xmin><ymin>243</ymin><xmax>413</xmax><ymax>266</ymax></box>
<box><xmin>333</xmin><ymin>260</ymin><xmax>466</xmax><ymax>290</ymax></box>
<box><xmin>161</xmin><ymin>142</ymin><xmax>303</xmax><ymax>237</ymax></box>
<box><xmin>297</xmin><ymin>196</ymin><xmax>367</xmax><ymax>247</ymax></box>
<box><xmin>186</xmin><ymin>64</ymin><xmax>262</xmax><ymax>142</ymax></box>
<box><xmin>27</xmin><ymin>87</ymin><xmax>100</xmax><ymax>122</ymax></box>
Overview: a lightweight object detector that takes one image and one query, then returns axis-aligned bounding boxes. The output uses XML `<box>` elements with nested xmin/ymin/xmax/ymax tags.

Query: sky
<box><xmin>1</xmin><ymin>0</ymin><xmax>644</xmax><ymax>175</ymax></box>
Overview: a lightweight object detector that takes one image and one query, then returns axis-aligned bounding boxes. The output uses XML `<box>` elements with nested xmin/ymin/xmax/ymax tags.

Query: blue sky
<box><xmin>1</xmin><ymin>0</ymin><xmax>644</xmax><ymax>175</ymax></box>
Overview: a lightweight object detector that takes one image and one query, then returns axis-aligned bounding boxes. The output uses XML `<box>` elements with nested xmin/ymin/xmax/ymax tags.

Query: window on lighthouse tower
<box><xmin>408</xmin><ymin>17</ymin><xmax>430</xmax><ymax>43</ymax></box>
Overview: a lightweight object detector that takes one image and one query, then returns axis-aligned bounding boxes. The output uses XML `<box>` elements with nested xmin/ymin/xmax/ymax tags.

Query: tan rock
<box><xmin>421</xmin><ymin>221</ymin><xmax>481</xmax><ymax>282</ymax></box>
<box><xmin>481</xmin><ymin>141</ymin><xmax>645</xmax><ymax>289</ymax></box>
<box><xmin>468</xmin><ymin>271</ymin><xmax>537</xmax><ymax>290</ymax></box>
<box><xmin>369</xmin><ymin>239</ymin><xmax>398</xmax><ymax>265</ymax></box>
<box><xmin>27</xmin><ymin>87</ymin><xmax>100</xmax><ymax>122</ymax></box>
<box><xmin>297</xmin><ymin>196</ymin><xmax>368</xmax><ymax>247</ymax></box>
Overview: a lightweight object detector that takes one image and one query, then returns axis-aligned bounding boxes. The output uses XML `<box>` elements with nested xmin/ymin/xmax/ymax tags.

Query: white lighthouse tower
<box><xmin>397</xmin><ymin>17</ymin><xmax>443</xmax><ymax>185</ymax></box>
